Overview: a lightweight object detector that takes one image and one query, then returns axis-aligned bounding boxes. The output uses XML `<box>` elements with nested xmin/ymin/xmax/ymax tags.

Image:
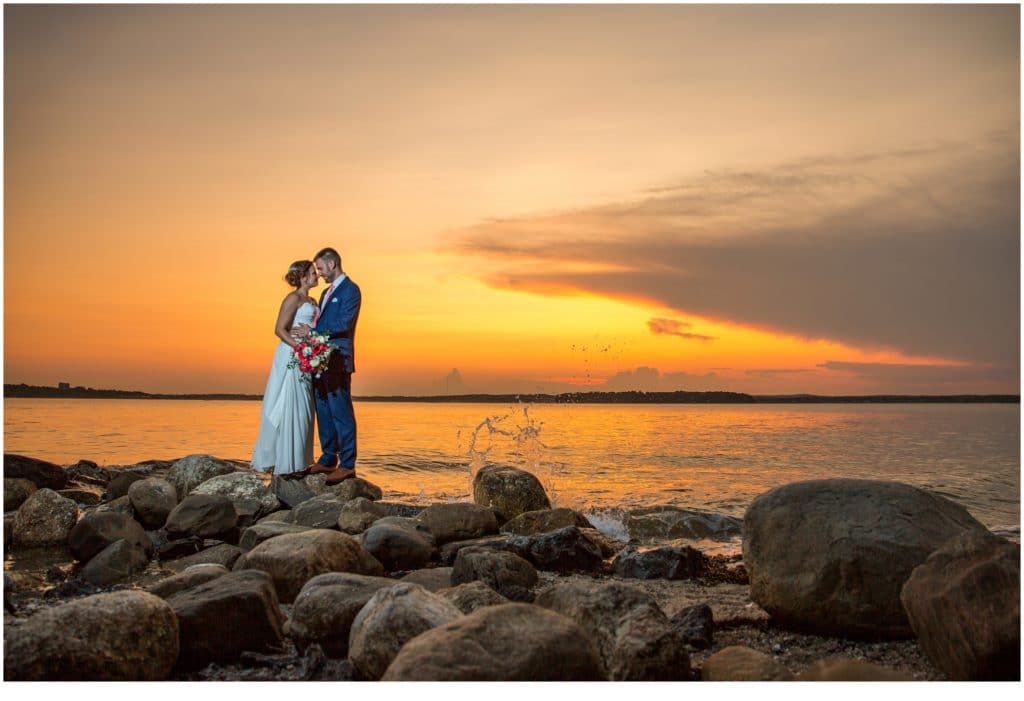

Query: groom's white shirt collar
<box><xmin>321</xmin><ymin>273</ymin><xmax>347</xmax><ymax>309</ymax></box>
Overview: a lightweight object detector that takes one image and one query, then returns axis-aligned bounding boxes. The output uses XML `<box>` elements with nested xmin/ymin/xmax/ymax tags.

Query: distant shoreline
<box><xmin>4</xmin><ymin>383</ymin><xmax>1019</xmax><ymax>404</ymax></box>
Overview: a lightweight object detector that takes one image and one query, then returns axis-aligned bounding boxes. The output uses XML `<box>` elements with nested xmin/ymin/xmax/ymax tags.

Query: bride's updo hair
<box><xmin>285</xmin><ymin>260</ymin><xmax>313</xmax><ymax>288</ymax></box>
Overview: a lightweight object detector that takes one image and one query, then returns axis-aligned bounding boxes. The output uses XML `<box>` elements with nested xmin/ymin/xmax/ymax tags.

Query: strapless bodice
<box><xmin>292</xmin><ymin>302</ymin><xmax>317</xmax><ymax>329</ymax></box>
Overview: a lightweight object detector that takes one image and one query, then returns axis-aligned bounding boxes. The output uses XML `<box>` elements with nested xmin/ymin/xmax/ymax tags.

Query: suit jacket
<box><xmin>315</xmin><ymin>276</ymin><xmax>361</xmax><ymax>374</ymax></box>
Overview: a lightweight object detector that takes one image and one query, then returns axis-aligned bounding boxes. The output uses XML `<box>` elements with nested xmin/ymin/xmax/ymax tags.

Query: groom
<box><xmin>295</xmin><ymin>246</ymin><xmax>362</xmax><ymax>484</ymax></box>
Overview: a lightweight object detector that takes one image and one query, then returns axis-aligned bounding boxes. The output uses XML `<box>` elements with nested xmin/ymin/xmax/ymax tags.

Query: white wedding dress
<box><xmin>251</xmin><ymin>302</ymin><xmax>316</xmax><ymax>475</ymax></box>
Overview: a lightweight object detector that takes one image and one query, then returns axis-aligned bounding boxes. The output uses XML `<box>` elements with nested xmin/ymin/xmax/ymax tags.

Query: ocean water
<box><xmin>2</xmin><ymin>399</ymin><xmax>1019</xmax><ymax>534</ymax></box>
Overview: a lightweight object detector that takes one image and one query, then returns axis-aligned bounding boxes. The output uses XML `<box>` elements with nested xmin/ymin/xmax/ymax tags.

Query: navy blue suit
<box><xmin>313</xmin><ymin>275</ymin><xmax>361</xmax><ymax>469</ymax></box>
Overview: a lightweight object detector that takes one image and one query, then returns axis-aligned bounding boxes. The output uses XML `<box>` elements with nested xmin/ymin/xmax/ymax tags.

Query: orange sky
<box><xmin>3</xmin><ymin>4</ymin><xmax>1020</xmax><ymax>395</ymax></box>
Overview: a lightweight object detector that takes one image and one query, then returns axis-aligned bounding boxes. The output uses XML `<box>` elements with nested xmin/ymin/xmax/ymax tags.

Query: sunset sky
<box><xmin>3</xmin><ymin>3</ymin><xmax>1020</xmax><ymax>396</ymax></box>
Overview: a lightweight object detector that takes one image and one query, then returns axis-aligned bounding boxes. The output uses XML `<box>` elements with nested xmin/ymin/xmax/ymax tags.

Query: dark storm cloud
<box><xmin>819</xmin><ymin>361</ymin><xmax>1018</xmax><ymax>388</ymax></box>
<box><xmin>647</xmin><ymin>318</ymin><xmax>717</xmax><ymax>342</ymax></box>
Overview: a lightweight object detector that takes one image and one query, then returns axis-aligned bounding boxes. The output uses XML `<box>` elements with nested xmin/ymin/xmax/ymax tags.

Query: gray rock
<box><xmin>437</xmin><ymin>580</ymin><xmax>509</xmax><ymax>613</ymax></box>
<box><xmin>901</xmin><ymin>530</ymin><xmax>1020</xmax><ymax>680</ymax></box>
<box><xmin>439</xmin><ymin>534</ymin><xmax>515</xmax><ymax>565</ymax></box>
<box><xmin>193</xmin><ymin>472</ymin><xmax>280</xmax><ymax>519</ymax></box>
<box><xmin>166</xmin><ymin>543</ymin><xmax>244</xmax><ymax>572</ymax></box>
<box><xmin>362</xmin><ymin>517</ymin><xmax>435</xmax><ymax>572</ymax></box>
<box><xmin>257</xmin><ymin>509</ymin><xmax>295</xmax><ymax>525</ymax></box>
<box><xmin>80</xmin><ymin>538</ymin><xmax>152</xmax><ymax>587</ymax></box>
<box><xmin>337</xmin><ymin>496</ymin><xmax>388</xmax><ymax>534</ymax></box>
<box><xmin>379</xmin><ymin>502</ymin><xmax>425</xmax><ymax>518</ymax></box>
<box><xmin>508</xmin><ymin>526</ymin><xmax>604</xmax><ymax>574</ymax></box>
<box><xmin>288</xmin><ymin>572</ymin><xmax>399</xmax><ymax>657</ymax></box>
<box><xmin>327</xmin><ymin>477</ymin><xmax>383</xmax><ymax>502</ymax></box>
<box><xmin>68</xmin><ymin>511</ymin><xmax>151</xmax><ymax>562</ymax></box>
<box><xmin>472</xmin><ymin>465</ymin><xmax>550</xmax><ymax>519</ymax></box>
<box><xmin>4</xmin><ymin>513</ymin><xmax>15</xmax><ymax>547</ymax></box>
<box><xmin>167</xmin><ymin>569</ymin><xmax>284</xmax><ymax>669</ymax></box>
<box><xmin>102</xmin><ymin>470</ymin><xmax>149</xmax><ymax>502</ymax></box>
<box><xmin>798</xmin><ymin>658</ymin><xmax>912</xmax><ymax>681</ymax></box>
<box><xmin>401</xmin><ymin>567</ymin><xmax>453</xmax><ymax>591</ymax></box>
<box><xmin>579</xmin><ymin>527</ymin><xmax>627</xmax><ymax>559</ymax></box>
<box><xmin>535</xmin><ymin>579</ymin><xmax>690</xmax><ymax>680</ymax></box>
<box><xmin>92</xmin><ymin>494</ymin><xmax>135</xmax><ymax>517</ymax></box>
<box><xmin>349</xmin><ymin>583</ymin><xmax>463</xmax><ymax>680</ymax></box>
<box><xmin>233</xmin><ymin>528</ymin><xmax>384</xmax><ymax>603</ymax></box>
<box><xmin>743</xmin><ymin>478</ymin><xmax>990</xmax><ymax>637</ymax></box>
<box><xmin>146</xmin><ymin>564</ymin><xmax>230</xmax><ymax>599</ymax></box>
<box><xmin>670</xmin><ymin>603</ymin><xmax>714</xmax><ymax>649</ymax></box>
<box><xmin>157</xmin><ymin>534</ymin><xmax>204</xmax><ymax>560</ymax></box>
<box><xmin>382</xmin><ymin>603</ymin><xmax>603</xmax><ymax>680</ymax></box>
<box><xmin>292</xmin><ymin>493</ymin><xmax>348</xmax><ymax>529</ymax></box>
<box><xmin>3</xmin><ymin>590</ymin><xmax>178</xmax><ymax>680</ymax></box>
<box><xmin>701</xmin><ymin>645</ymin><xmax>794</xmax><ymax>681</ymax></box>
<box><xmin>612</xmin><ymin>543</ymin><xmax>708</xmax><ymax>580</ymax></box>
<box><xmin>417</xmin><ymin>502</ymin><xmax>499</xmax><ymax>545</ymax></box>
<box><xmin>4</xmin><ymin>478</ymin><xmax>37</xmax><ymax>512</ymax></box>
<box><xmin>3</xmin><ymin>454</ymin><xmax>69</xmax><ymax>490</ymax></box>
<box><xmin>58</xmin><ymin>487</ymin><xmax>103</xmax><ymax>506</ymax></box>
<box><xmin>165</xmin><ymin>494</ymin><xmax>238</xmax><ymax>540</ymax></box>
<box><xmin>270</xmin><ymin>473</ymin><xmax>316</xmax><ymax>508</ymax></box>
<box><xmin>238</xmin><ymin>521</ymin><xmax>312</xmax><ymax>551</ymax></box>
<box><xmin>127</xmin><ymin>478</ymin><xmax>177</xmax><ymax>529</ymax></box>
<box><xmin>500</xmin><ymin>507</ymin><xmax>593</xmax><ymax>535</ymax></box>
<box><xmin>626</xmin><ymin>505</ymin><xmax>743</xmax><ymax>541</ymax></box>
<box><xmin>451</xmin><ymin>546</ymin><xmax>537</xmax><ymax>601</ymax></box>
<box><xmin>13</xmin><ymin>488</ymin><xmax>78</xmax><ymax>547</ymax></box>
<box><xmin>167</xmin><ymin>454</ymin><xmax>237</xmax><ymax>499</ymax></box>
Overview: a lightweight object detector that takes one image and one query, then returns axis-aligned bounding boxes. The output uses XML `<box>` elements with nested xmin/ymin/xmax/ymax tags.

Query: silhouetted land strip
<box><xmin>4</xmin><ymin>384</ymin><xmax>1018</xmax><ymax>404</ymax></box>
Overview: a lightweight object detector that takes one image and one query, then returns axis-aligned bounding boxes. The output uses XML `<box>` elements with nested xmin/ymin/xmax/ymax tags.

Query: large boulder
<box><xmin>401</xmin><ymin>567</ymin><xmax>453</xmax><ymax>592</ymax></box>
<box><xmin>382</xmin><ymin>603</ymin><xmax>603</xmax><ymax>680</ymax></box>
<box><xmin>361</xmin><ymin>517</ymin><xmax>435</xmax><ymax>572</ymax></box>
<box><xmin>625</xmin><ymin>505</ymin><xmax>743</xmax><ymax>541</ymax></box>
<box><xmin>238</xmin><ymin>521</ymin><xmax>311</xmax><ymax>551</ymax></box>
<box><xmin>472</xmin><ymin>465</ymin><xmax>550</xmax><ymax>519</ymax></box>
<box><xmin>416</xmin><ymin>502</ymin><xmax>499</xmax><ymax>545</ymax></box>
<box><xmin>439</xmin><ymin>534</ymin><xmax>514</xmax><ymax>565</ymax></box>
<box><xmin>743</xmin><ymin>479</ymin><xmax>989</xmax><ymax>637</ymax></box>
<box><xmin>288</xmin><ymin>572</ymin><xmax>398</xmax><ymax>657</ymax></box>
<box><xmin>508</xmin><ymin>526</ymin><xmax>604</xmax><ymax>573</ymax></box>
<box><xmin>13</xmin><ymin>488</ymin><xmax>78</xmax><ymax>547</ymax></box>
<box><xmin>233</xmin><ymin>528</ymin><xmax>384</xmax><ymax>603</ymax></box>
<box><xmin>164</xmin><ymin>494</ymin><xmax>238</xmax><ymax>540</ymax></box>
<box><xmin>93</xmin><ymin>494</ymin><xmax>134</xmax><ymax>518</ymax></box>
<box><xmin>292</xmin><ymin>493</ymin><xmax>348</xmax><ymax>529</ymax></box>
<box><xmin>535</xmin><ymin>579</ymin><xmax>690</xmax><ymax>680</ymax></box>
<box><xmin>127</xmin><ymin>478</ymin><xmax>178</xmax><ymax>529</ymax></box>
<box><xmin>167</xmin><ymin>455</ymin><xmax>237</xmax><ymax>499</ymax></box>
<box><xmin>102</xmin><ymin>470</ymin><xmax>149</xmax><ymax>502</ymax></box>
<box><xmin>270</xmin><ymin>473</ymin><xmax>316</xmax><ymax>508</ymax></box>
<box><xmin>167</xmin><ymin>569</ymin><xmax>284</xmax><ymax>669</ymax></box>
<box><xmin>611</xmin><ymin>544</ymin><xmax>708</xmax><ymax>580</ymax></box>
<box><xmin>700</xmin><ymin>645</ymin><xmax>794</xmax><ymax>681</ymax></box>
<box><xmin>500</xmin><ymin>507</ymin><xmax>593</xmax><ymax>536</ymax></box>
<box><xmin>68</xmin><ymin>511</ymin><xmax>151</xmax><ymax>562</ymax></box>
<box><xmin>166</xmin><ymin>543</ymin><xmax>244</xmax><ymax>572</ymax></box>
<box><xmin>3</xmin><ymin>590</ymin><xmax>179</xmax><ymax>680</ymax></box>
<box><xmin>900</xmin><ymin>531</ymin><xmax>1020</xmax><ymax>680</ymax></box>
<box><xmin>798</xmin><ymin>658</ymin><xmax>912</xmax><ymax>681</ymax></box>
<box><xmin>348</xmin><ymin>583</ymin><xmax>463</xmax><ymax>680</ymax></box>
<box><xmin>3</xmin><ymin>454</ymin><xmax>69</xmax><ymax>490</ymax></box>
<box><xmin>328</xmin><ymin>476</ymin><xmax>383</xmax><ymax>502</ymax></box>
<box><xmin>80</xmin><ymin>538</ymin><xmax>153</xmax><ymax>587</ymax></box>
<box><xmin>670</xmin><ymin>603</ymin><xmax>714</xmax><ymax>649</ymax></box>
<box><xmin>451</xmin><ymin>546</ymin><xmax>537</xmax><ymax>601</ymax></box>
<box><xmin>437</xmin><ymin>580</ymin><xmax>509</xmax><ymax>613</ymax></box>
<box><xmin>4</xmin><ymin>478</ymin><xmax>37</xmax><ymax>512</ymax></box>
<box><xmin>337</xmin><ymin>496</ymin><xmax>388</xmax><ymax>534</ymax></box>
<box><xmin>146</xmin><ymin>564</ymin><xmax>230</xmax><ymax>599</ymax></box>
<box><xmin>193</xmin><ymin>472</ymin><xmax>280</xmax><ymax>519</ymax></box>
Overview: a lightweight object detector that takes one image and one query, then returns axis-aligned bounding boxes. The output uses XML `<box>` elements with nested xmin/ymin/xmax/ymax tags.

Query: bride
<box><xmin>251</xmin><ymin>260</ymin><xmax>318</xmax><ymax>477</ymax></box>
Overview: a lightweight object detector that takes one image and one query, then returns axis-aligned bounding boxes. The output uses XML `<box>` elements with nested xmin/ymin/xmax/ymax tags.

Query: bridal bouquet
<box><xmin>288</xmin><ymin>332</ymin><xmax>333</xmax><ymax>381</ymax></box>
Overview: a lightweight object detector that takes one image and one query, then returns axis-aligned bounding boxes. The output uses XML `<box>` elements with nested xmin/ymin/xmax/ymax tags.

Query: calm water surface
<box><xmin>2</xmin><ymin>399</ymin><xmax>1019</xmax><ymax>531</ymax></box>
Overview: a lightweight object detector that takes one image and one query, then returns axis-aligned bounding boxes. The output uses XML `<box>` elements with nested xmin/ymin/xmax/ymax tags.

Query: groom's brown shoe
<box><xmin>308</xmin><ymin>463</ymin><xmax>336</xmax><ymax>476</ymax></box>
<box><xmin>323</xmin><ymin>467</ymin><xmax>356</xmax><ymax>485</ymax></box>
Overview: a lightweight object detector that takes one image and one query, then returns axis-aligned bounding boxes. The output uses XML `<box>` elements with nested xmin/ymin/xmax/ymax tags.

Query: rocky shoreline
<box><xmin>3</xmin><ymin>453</ymin><xmax>1019</xmax><ymax>681</ymax></box>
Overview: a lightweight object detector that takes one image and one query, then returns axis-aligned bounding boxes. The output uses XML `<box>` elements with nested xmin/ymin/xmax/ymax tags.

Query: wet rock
<box><xmin>233</xmin><ymin>528</ymin><xmax>384</xmax><ymax>603</ymax></box>
<box><xmin>337</xmin><ymin>496</ymin><xmax>388</xmax><ymax>534</ymax></box>
<box><xmin>500</xmin><ymin>507</ymin><xmax>593</xmax><ymax>536</ymax></box>
<box><xmin>580</xmin><ymin>527</ymin><xmax>627</xmax><ymax>558</ymax></box>
<box><xmin>535</xmin><ymin>579</ymin><xmax>690</xmax><ymax>680</ymax></box>
<box><xmin>3</xmin><ymin>590</ymin><xmax>179</xmax><ymax>680</ymax></box>
<box><xmin>437</xmin><ymin>580</ymin><xmax>509</xmax><ymax>613</ymax></box>
<box><xmin>270</xmin><ymin>473</ymin><xmax>316</xmax><ymax>508</ymax></box>
<box><xmin>102</xmin><ymin>470</ymin><xmax>149</xmax><ymax>502</ymax></box>
<box><xmin>700</xmin><ymin>645</ymin><xmax>794</xmax><ymax>681</ymax></box>
<box><xmin>439</xmin><ymin>534</ymin><xmax>514</xmax><ymax>565</ymax></box>
<box><xmin>901</xmin><ymin>530</ymin><xmax>1020</xmax><ymax>680</ymax></box>
<box><xmin>401</xmin><ymin>567</ymin><xmax>453</xmax><ymax>591</ymax></box>
<box><xmin>799</xmin><ymin>658</ymin><xmax>912</xmax><ymax>681</ymax></box>
<box><xmin>80</xmin><ymin>538</ymin><xmax>152</xmax><ymax>587</ymax></box>
<box><xmin>127</xmin><ymin>478</ymin><xmax>178</xmax><ymax>529</ymax></box>
<box><xmin>167</xmin><ymin>569</ymin><xmax>284</xmax><ymax>670</ymax></box>
<box><xmin>4</xmin><ymin>478</ymin><xmax>37</xmax><ymax>512</ymax></box>
<box><xmin>238</xmin><ymin>522</ymin><xmax>312</xmax><ymax>551</ymax></box>
<box><xmin>670</xmin><ymin>603</ymin><xmax>714</xmax><ymax>649</ymax></box>
<box><xmin>58</xmin><ymin>487</ymin><xmax>103</xmax><ymax>506</ymax></box>
<box><xmin>146</xmin><ymin>564</ymin><xmax>230</xmax><ymax>598</ymax></box>
<box><xmin>3</xmin><ymin>454</ymin><xmax>69</xmax><ymax>490</ymax></box>
<box><xmin>166</xmin><ymin>543</ymin><xmax>244</xmax><ymax>572</ymax></box>
<box><xmin>168</xmin><ymin>454</ymin><xmax>237</xmax><ymax>499</ymax></box>
<box><xmin>625</xmin><ymin>505</ymin><xmax>743</xmax><ymax>541</ymax></box>
<box><xmin>451</xmin><ymin>546</ymin><xmax>538</xmax><ymax>602</ymax></box>
<box><xmin>743</xmin><ymin>478</ymin><xmax>990</xmax><ymax>638</ymax></box>
<box><xmin>349</xmin><ymin>583</ymin><xmax>463</xmax><ymax>680</ymax></box>
<box><xmin>292</xmin><ymin>493</ymin><xmax>348</xmax><ymax>529</ymax></box>
<box><xmin>165</xmin><ymin>494</ymin><xmax>239</xmax><ymax>540</ymax></box>
<box><xmin>362</xmin><ymin>517</ymin><xmax>436</xmax><ymax>571</ymax></box>
<box><xmin>13</xmin><ymin>488</ymin><xmax>78</xmax><ymax>547</ymax></box>
<box><xmin>612</xmin><ymin>543</ymin><xmax>708</xmax><ymax>580</ymax></box>
<box><xmin>417</xmin><ymin>502</ymin><xmax>500</xmax><ymax>545</ymax></box>
<box><xmin>472</xmin><ymin>465</ymin><xmax>550</xmax><ymax>519</ymax></box>
<box><xmin>508</xmin><ymin>525</ymin><xmax>604</xmax><ymax>574</ymax></box>
<box><xmin>288</xmin><ymin>572</ymin><xmax>398</xmax><ymax>657</ymax></box>
<box><xmin>193</xmin><ymin>471</ymin><xmax>280</xmax><ymax>519</ymax></box>
<box><xmin>68</xmin><ymin>511</ymin><xmax>151</xmax><ymax>562</ymax></box>
<box><xmin>382</xmin><ymin>603</ymin><xmax>603</xmax><ymax>680</ymax></box>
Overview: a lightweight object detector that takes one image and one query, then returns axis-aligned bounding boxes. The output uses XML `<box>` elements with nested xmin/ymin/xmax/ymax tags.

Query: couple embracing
<box><xmin>251</xmin><ymin>247</ymin><xmax>361</xmax><ymax>485</ymax></box>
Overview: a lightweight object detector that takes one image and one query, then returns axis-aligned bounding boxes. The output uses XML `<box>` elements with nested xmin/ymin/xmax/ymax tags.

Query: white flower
<box><xmin>302</xmin><ymin>347</ymin><xmax>312</xmax><ymax>357</ymax></box>
<box><xmin>310</xmin><ymin>358</ymin><xmax>320</xmax><ymax>368</ymax></box>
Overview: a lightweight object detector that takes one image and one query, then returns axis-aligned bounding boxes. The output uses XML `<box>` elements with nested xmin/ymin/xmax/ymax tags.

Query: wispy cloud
<box><xmin>647</xmin><ymin>317</ymin><xmax>717</xmax><ymax>342</ymax></box>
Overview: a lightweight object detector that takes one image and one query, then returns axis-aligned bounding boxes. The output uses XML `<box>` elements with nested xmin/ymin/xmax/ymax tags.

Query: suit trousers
<box><xmin>314</xmin><ymin>363</ymin><xmax>357</xmax><ymax>469</ymax></box>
